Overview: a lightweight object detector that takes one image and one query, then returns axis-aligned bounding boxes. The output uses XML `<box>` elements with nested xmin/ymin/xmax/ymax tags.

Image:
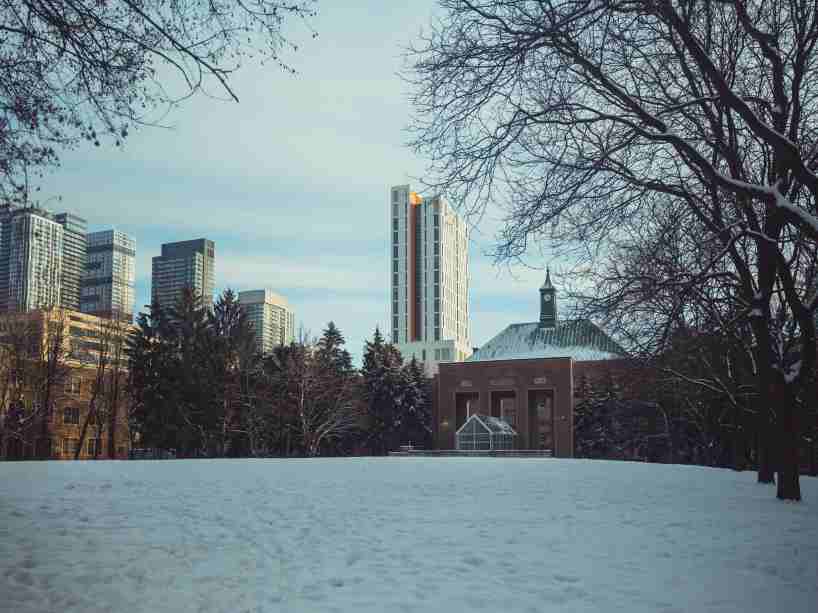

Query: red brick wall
<box><xmin>435</xmin><ymin>357</ymin><xmax>574</xmax><ymax>457</ymax></box>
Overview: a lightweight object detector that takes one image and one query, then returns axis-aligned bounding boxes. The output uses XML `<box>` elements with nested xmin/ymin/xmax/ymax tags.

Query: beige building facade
<box><xmin>0</xmin><ymin>309</ymin><xmax>133</xmax><ymax>460</ymax></box>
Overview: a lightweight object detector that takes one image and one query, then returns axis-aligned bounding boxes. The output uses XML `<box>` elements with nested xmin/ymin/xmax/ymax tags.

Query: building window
<box><xmin>65</xmin><ymin>377</ymin><xmax>81</xmax><ymax>395</ymax></box>
<box><xmin>62</xmin><ymin>438</ymin><xmax>80</xmax><ymax>456</ymax></box>
<box><xmin>501</xmin><ymin>398</ymin><xmax>517</xmax><ymax>427</ymax></box>
<box><xmin>87</xmin><ymin>438</ymin><xmax>102</xmax><ymax>456</ymax></box>
<box><xmin>62</xmin><ymin>407</ymin><xmax>80</xmax><ymax>425</ymax></box>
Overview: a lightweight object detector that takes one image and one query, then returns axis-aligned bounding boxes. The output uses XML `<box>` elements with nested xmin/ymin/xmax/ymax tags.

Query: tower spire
<box><xmin>539</xmin><ymin>267</ymin><xmax>557</xmax><ymax>328</ymax></box>
<box><xmin>541</xmin><ymin>267</ymin><xmax>553</xmax><ymax>290</ymax></box>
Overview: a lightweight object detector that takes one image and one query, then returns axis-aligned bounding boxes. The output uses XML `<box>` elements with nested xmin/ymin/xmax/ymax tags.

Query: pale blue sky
<box><xmin>35</xmin><ymin>1</ymin><xmax>551</xmax><ymax>362</ymax></box>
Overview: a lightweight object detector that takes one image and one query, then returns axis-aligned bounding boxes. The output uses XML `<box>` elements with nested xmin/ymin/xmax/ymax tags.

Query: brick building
<box><xmin>0</xmin><ymin>309</ymin><xmax>132</xmax><ymax>460</ymax></box>
<box><xmin>433</xmin><ymin>271</ymin><xmax>628</xmax><ymax>457</ymax></box>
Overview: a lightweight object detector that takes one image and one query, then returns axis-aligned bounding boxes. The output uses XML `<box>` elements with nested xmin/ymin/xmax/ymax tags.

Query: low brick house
<box><xmin>433</xmin><ymin>271</ymin><xmax>628</xmax><ymax>457</ymax></box>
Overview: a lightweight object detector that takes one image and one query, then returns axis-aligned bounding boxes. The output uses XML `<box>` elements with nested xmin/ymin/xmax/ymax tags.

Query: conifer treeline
<box><xmin>126</xmin><ymin>289</ymin><xmax>432</xmax><ymax>457</ymax></box>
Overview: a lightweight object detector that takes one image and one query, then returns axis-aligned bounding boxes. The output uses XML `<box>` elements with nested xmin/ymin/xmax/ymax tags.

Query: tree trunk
<box><xmin>757</xmin><ymin>401</ymin><xmax>775</xmax><ymax>483</ymax></box>
<box><xmin>107</xmin><ymin>372</ymin><xmax>120</xmax><ymax>459</ymax></box>
<box><xmin>776</xmin><ymin>401</ymin><xmax>801</xmax><ymax>501</ymax></box>
<box><xmin>811</xmin><ymin>438</ymin><xmax>817</xmax><ymax>477</ymax></box>
<box><xmin>757</xmin><ymin>438</ymin><xmax>775</xmax><ymax>482</ymax></box>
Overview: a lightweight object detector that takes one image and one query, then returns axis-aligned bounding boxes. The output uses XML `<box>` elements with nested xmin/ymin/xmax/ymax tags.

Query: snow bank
<box><xmin>1</xmin><ymin>459</ymin><xmax>816</xmax><ymax>612</ymax></box>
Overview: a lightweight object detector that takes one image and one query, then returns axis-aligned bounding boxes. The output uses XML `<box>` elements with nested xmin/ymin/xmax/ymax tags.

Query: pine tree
<box><xmin>361</xmin><ymin>327</ymin><xmax>404</xmax><ymax>454</ymax></box>
<box><xmin>126</xmin><ymin>301</ymin><xmax>183</xmax><ymax>453</ymax></box>
<box><xmin>317</xmin><ymin>321</ymin><xmax>353</xmax><ymax>374</ymax></box>
<box><xmin>210</xmin><ymin>289</ymin><xmax>258</xmax><ymax>456</ymax></box>
<box><xmin>398</xmin><ymin>357</ymin><xmax>432</xmax><ymax>449</ymax></box>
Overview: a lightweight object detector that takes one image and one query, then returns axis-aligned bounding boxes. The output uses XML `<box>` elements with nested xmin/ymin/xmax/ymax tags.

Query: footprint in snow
<box><xmin>462</xmin><ymin>554</ymin><xmax>485</xmax><ymax>567</ymax></box>
<box><xmin>553</xmin><ymin>574</ymin><xmax>580</xmax><ymax>584</ymax></box>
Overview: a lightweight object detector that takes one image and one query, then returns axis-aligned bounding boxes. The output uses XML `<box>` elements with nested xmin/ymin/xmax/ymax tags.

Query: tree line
<box><xmin>574</xmin><ymin>324</ymin><xmax>818</xmax><ymax>476</ymax></box>
<box><xmin>126</xmin><ymin>289</ymin><xmax>433</xmax><ymax>457</ymax></box>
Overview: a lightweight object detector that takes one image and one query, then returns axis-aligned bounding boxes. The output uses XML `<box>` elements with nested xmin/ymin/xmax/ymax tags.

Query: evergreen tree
<box><xmin>361</xmin><ymin>328</ymin><xmax>404</xmax><ymax>454</ymax></box>
<box><xmin>311</xmin><ymin>322</ymin><xmax>359</xmax><ymax>455</ymax></box>
<box><xmin>261</xmin><ymin>343</ymin><xmax>303</xmax><ymax>456</ymax></box>
<box><xmin>317</xmin><ymin>321</ymin><xmax>353</xmax><ymax>374</ymax></box>
<box><xmin>209</xmin><ymin>289</ymin><xmax>258</xmax><ymax>456</ymax></box>
<box><xmin>397</xmin><ymin>357</ymin><xmax>433</xmax><ymax>449</ymax></box>
<box><xmin>126</xmin><ymin>301</ymin><xmax>184</xmax><ymax>453</ymax></box>
<box><xmin>166</xmin><ymin>288</ymin><xmax>217</xmax><ymax>455</ymax></box>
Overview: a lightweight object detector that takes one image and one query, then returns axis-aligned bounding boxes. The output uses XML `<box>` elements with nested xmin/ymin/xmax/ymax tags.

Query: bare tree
<box><xmin>408</xmin><ymin>0</ymin><xmax>818</xmax><ymax>500</ymax></box>
<box><xmin>0</xmin><ymin>310</ymin><xmax>70</xmax><ymax>459</ymax></box>
<box><xmin>0</xmin><ymin>315</ymin><xmax>40</xmax><ymax>457</ymax></box>
<box><xmin>74</xmin><ymin>316</ymin><xmax>127</xmax><ymax>459</ymax></box>
<box><xmin>274</xmin><ymin>341</ymin><xmax>364</xmax><ymax>457</ymax></box>
<box><xmin>581</xmin><ymin>210</ymin><xmax>763</xmax><ymax>469</ymax></box>
<box><xmin>32</xmin><ymin>310</ymin><xmax>69</xmax><ymax>455</ymax></box>
<box><xmin>0</xmin><ymin>0</ymin><xmax>317</xmax><ymax>199</ymax></box>
<box><xmin>105</xmin><ymin>318</ymin><xmax>128</xmax><ymax>459</ymax></box>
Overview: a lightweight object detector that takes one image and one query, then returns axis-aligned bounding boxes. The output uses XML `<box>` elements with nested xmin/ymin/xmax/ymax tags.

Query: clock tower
<box><xmin>539</xmin><ymin>268</ymin><xmax>557</xmax><ymax>328</ymax></box>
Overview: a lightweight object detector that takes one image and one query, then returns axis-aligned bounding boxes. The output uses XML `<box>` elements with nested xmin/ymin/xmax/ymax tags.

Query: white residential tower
<box><xmin>390</xmin><ymin>184</ymin><xmax>471</xmax><ymax>374</ymax></box>
<box><xmin>81</xmin><ymin>229</ymin><xmax>136</xmax><ymax>322</ymax></box>
<box><xmin>0</xmin><ymin>207</ymin><xmax>65</xmax><ymax>312</ymax></box>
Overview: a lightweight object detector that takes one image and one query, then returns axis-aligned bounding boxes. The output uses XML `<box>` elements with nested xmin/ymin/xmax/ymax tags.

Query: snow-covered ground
<box><xmin>1</xmin><ymin>459</ymin><xmax>816</xmax><ymax>613</ymax></box>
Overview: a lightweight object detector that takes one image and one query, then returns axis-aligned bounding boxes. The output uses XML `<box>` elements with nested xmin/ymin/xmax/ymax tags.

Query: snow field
<box><xmin>1</xmin><ymin>458</ymin><xmax>816</xmax><ymax>613</ymax></box>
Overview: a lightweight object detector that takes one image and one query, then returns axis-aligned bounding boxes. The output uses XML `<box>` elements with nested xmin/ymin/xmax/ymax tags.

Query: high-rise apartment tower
<box><xmin>54</xmin><ymin>213</ymin><xmax>88</xmax><ymax>312</ymax></box>
<box><xmin>238</xmin><ymin>289</ymin><xmax>295</xmax><ymax>356</ymax></box>
<box><xmin>81</xmin><ymin>229</ymin><xmax>136</xmax><ymax>322</ymax></box>
<box><xmin>390</xmin><ymin>184</ymin><xmax>470</xmax><ymax>374</ymax></box>
<box><xmin>0</xmin><ymin>207</ymin><xmax>64</xmax><ymax>312</ymax></box>
<box><xmin>151</xmin><ymin>239</ymin><xmax>215</xmax><ymax>308</ymax></box>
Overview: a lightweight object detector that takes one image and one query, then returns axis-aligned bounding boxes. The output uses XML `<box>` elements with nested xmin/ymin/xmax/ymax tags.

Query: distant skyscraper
<box><xmin>81</xmin><ymin>229</ymin><xmax>136</xmax><ymax>321</ymax></box>
<box><xmin>0</xmin><ymin>207</ymin><xmax>64</xmax><ymax>312</ymax></box>
<box><xmin>238</xmin><ymin>289</ymin><xmax>295</xmax><ymax>355</ymax></box>
<box><xmin>390</xmin><ymin>184</ymin><xmax>471</xmax><ymax>374</ymax></box>
<box><xmin>54</xmin><ymin>212</ymin><xmax>87</xmax><ymax>312</ymax></box>
<box><xmin>151</xmin><ymin>238</ymin><xmax>215</xmax><ymax>308</ymax></box>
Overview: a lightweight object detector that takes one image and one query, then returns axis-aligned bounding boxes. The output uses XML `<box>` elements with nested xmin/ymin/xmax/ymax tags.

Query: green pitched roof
<box><xmin>468</xmin><ymin>319</ymin><xmax>627</xmax><ymax>363</ymax></box>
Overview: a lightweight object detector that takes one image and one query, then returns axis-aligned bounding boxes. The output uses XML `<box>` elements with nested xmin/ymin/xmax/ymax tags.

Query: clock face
<box><xmin>544</xmin><ymin>294</ymin><xmax>552</xmax><ymax>302</ymax></box>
